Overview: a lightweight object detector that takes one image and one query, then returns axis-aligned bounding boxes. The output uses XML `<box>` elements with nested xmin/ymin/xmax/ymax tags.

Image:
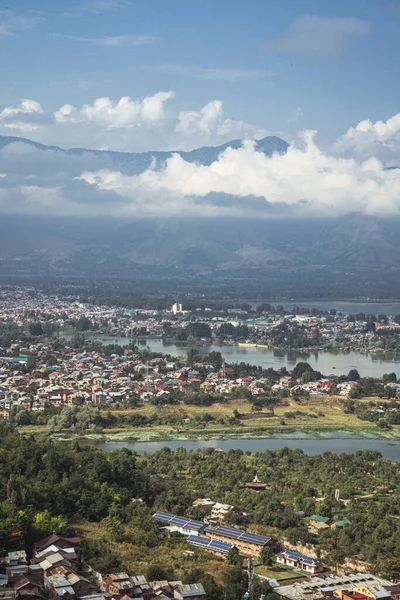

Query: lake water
<box><xmin>95</xmin><ymin>437</ymin><xmax>400</xmax><ymax>461</ymax></box>
<box><xmin>277</xmin><ymin>300</ymin><xmax>400</xmax><ymax>315</ymax></box>
<box><xmin>75</xmin><ymin>335</ymin><xmax>400</xmax><ymax>378</ymax></box>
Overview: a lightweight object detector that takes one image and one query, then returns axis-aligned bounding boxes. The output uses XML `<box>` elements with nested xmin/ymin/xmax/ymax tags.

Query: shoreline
<box><xmin>61</xmin><ymin>333</ymin><xmax>400</xmax><ymax>361</ymax></box>
<box><xmin>237</xmin><ymin>342</ymin><xmax>269</xmax><ymax>349</ymax></box>
<box><xmin>42</xmin><ymin>428</ymin><xmax>400</xmax><ymax>443</ymax></box>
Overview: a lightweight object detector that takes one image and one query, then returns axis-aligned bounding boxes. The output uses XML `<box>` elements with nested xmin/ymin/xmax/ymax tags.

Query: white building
<box><xmin>172</xmin><ymin>303</ymin><xmax>183</xmax><ymax>314</ymax></box>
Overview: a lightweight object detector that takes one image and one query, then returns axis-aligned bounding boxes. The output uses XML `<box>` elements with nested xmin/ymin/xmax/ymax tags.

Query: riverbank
<box><xmin>65</xmin><ymin>434</ymin><xmax>400</xmax><ymax>461</ymax></box>
<box><xmin>61</xmin><ymin>334</ymin><xmax>400</xmax><ymax>378</ymax></box>
<box><xmin>18</xmin><ymin>396</ymin><xmax>400</xmax><ymax>443</ymax></box>
<box><xmin>237</xmin><ymin>342</ymin><xmax>269</xmax><ymax>349</ymax></box>
<box><xmin>43</xmin><ymin>426</ymin><xmax>400</xmax><ymax>443</ymax></box>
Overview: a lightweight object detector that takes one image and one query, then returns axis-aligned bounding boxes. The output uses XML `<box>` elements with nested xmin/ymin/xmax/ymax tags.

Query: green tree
<box><xmin>101</xmin><ymin>515</ymin><xmax>124</xmax><ymax>541</ymax></box>
<box><xmin>26</xmin><ymin>354</ymin><xmax>36</xmax><ymax>371</ymax></box>
<box><xmin>226</xmin><ymin>547</ymin><xmax>243</xmax><ymax>566</ymax></box>
<box><xmin>375</xmin><ymin>557</ymin><xmax>400</xmax><ymax>582</ymax></box>
<box><xmin>292</xmin><ymin>362</ymin><xmax>313</xmax><ymax>379</ymax></box>
<box><xmin>33</xmin><ymin>510</ymin><xmax>66</xmax><ymax>537</ymax></box>
<box><xmin>147</xmin><ymin>565</ymin><xmax>175</xmax><ymax>581</ymax></box>
<box><xmin>259</xmin><ymin>545</ymin><xmax>273</xmax><ymax>566</ymax></box>
<box><xmin>76</xmin><ymin>316</ymin><xmax>91</xmax><ymax>331</ymax></box>
<box><xmin>220</xmin><ymin>323</ymin><xmax>236</xmax><ymax>336</ymax></box>
<box><xmin>382</xmin><ymin>372</ymin><xmax>397</xmax><ymax>383</ymax></box>
<box><xmin>29</xmin><ymin>322</ymin><xmax>43</xmax><ymax>336</ymax></box>
<box><xmin>348</xmin><ymin>369</ymin><xmax>360</xmax><ymax>381</ymax></box>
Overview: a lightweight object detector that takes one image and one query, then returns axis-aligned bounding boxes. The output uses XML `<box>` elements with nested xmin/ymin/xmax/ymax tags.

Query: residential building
<box><xmin>276</xmin><ymin>551</ymin><xmax>324</xmax><ymax>574</ymax></box>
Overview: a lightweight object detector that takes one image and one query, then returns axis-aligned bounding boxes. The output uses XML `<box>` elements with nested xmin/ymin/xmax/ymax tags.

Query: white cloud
<box><xmin>79</xmin><ymin>131</ymin><xmax>400</xmax><ymax>218</ymax></box>
<box><xmin>0</xmin><ymin>99</ymin><xmax>46</xmax><ymax>131</ymax></box>
<box><xmin>4</xmin><ymin>95</ymin><xmax>400</xmax><ymax>220</ymax></box>
<box><xmin>290</xmin><ymin>107</ymin><xmax>304</xmax><ymax>122</ymax></box>
<box><xmin>3</xmin><ymin>109</ymin><xmax>400</xmax><ymax>219</ymax></box>
<box><xmin>0</xmin><ymin>99</ymin><xmax>43</xmax><ymax>119</ymax></box>
<box><xmin>0</xmin><ymin>93</ymin><xmax>264</xmax><ymax>151</ymax></box>
<box><xmin>266</xmin><ymin>15</ymin><xmax>371</xmax><ymax>57</ymax></box>
<box><xmin>56</xmin><ymin>33</ymin><xmax>156</xmax><ymax>46</ymax></box>
<box><xmin>176</xmin><ymin>100</ymin><xmax>266</xmax><ymax>140</ymax></box>
<box><xmin>54</xmin><ymin>92</ymin><xmax>175</xmax><ymax>129</ymax></box>
<box><xmin>335</xmin><ymin>112</ymin><xmax>400</xmax><ymax>162</ymax></box>
<box><xmin>0</xmin><ymin>9</ymin><xmax>44</xmax><ymax>37</ymax></box>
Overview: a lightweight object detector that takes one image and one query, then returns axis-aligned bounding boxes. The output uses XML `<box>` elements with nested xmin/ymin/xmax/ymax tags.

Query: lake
<box><xmin>74</xmin><ymin>335</ymin><xmax>400</xmax><ymax>378</ymax></box>
<box><xmin>94</xmin><ymin>437</ymin><xmax>400</xmax><ymax>460</ymax></box>
<box><xmin>276</xmin><ymin>300</ymin><xmax>400</xmax><ymax>315</ymax></box>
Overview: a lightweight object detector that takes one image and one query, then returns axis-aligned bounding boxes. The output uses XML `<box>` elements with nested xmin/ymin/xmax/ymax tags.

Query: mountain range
<box><xmin>0</xmin><ymin>134</ymin><xmax>288</xmax><ymax>175</ymax></box>
<box><xmin>1</xmin><ymin>134</ymin><xmax>400</xmax><ymax>297</ymax></box>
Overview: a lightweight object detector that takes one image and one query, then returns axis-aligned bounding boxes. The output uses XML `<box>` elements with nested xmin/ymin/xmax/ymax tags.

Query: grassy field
<box><xmin>73</xmin><ymin>521</ymin><xmax>231</xmax><ymax>585</ymax></box>
<box><xmin>102</xmin><ymin>395</ymin><xmax>399</xmax><ymax>438</ymax></box>
<box><xmin>18</xmin><ymin>396</ymin><xmax>400</xmax><ymax>441</ymax></box>
<box><xmin>254</xmin><ymin>564</ymin><xmax>307</xmax><ymax>581</ymax></box>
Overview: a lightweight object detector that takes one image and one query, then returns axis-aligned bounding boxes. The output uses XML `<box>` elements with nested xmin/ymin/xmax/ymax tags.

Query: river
<box><xmin>94</xmin><ymin>437</ymin><xmax>400</xmax><ymax>460</ymax></box>
<box><xmin>71</xmin><ymin>335</ymin><xmax>400</xmax><ymax>378</ymax></box>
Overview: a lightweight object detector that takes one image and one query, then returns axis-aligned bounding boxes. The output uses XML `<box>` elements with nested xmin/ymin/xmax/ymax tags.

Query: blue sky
<box><xmin>1</xmin><ymin>0</ymin><xmax>399</xmax><ymax>151</ymax></box>
<box><xmin>1</xmin><ymin>1</ymin><xmax>400</xmax><ymax>219</ymax></box>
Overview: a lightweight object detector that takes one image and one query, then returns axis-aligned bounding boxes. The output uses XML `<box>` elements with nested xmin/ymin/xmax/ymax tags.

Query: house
<box><xmin>129</xmin><ymin>575</ymin><xmax>151</xmax><ymax>600</ymax></box>
<box><xmin>353</xmin><ymin>584</ymin><xmax>392</xmax><ymax>600</ymax></box>
<box><xmin>8</xmin><ymin>551</ymin><xmax>28</xmax><ymax>567</ymax></box>
<box><xmin>65</xmin><ymin>572</ymin><xmax>96</xmax><ymax>597</ymax></box>
<box><xmin>210</xmin><ymin>503</ymin><xmax>235</xmax><ymax>521</ymax></box>
<box><xmin>186</xmin><ymin>536</ymin><xmax>233</xmax><ymax>556</ymax></box>
<box><xmin>33</xmin><ymin>535</ymin><xmax>80</xmax><ymax>555</ymax></box>
<box><xmin>148</xmin><ymin>580</ymin><xmax>176</xmax><ymax>599</ymax></box>
<box><xmin>276</xmin><ymin>551</ymin><xmax>324</xmax><ymax>574</ymax></box>
<box><xmin>386</xmin><ymin>586</ymin><xmax>400</xmax><ymax>600</ymax></box>
<box><xmin>45</xmin><ymin>575</ymin><xmax>75</xmax><ymax>600</ymax></box>
<box><xmin>204</xmin><ymin>525</ymin><xmax>273</xmax><ymax>557</ymax></box>
<box><xmin>332</xmin><ymin>519</ymin><xmax>352</xmax><ymax>528</ymax></box>
<box><xmin>278</xmin><ymin>573</ymin><xmax>398</xmax><ymax>600</ymax></box>
<box><xmin>32</xmin><ymin>546</ymin><xmax>78</xmax><ymax>567</ymax></box>
<box><xmin>336</xmin><ymin>591</ymin><xmax>374</xmax><ymax>600</ymax></box>
<box><xmin>309</xmin><ymin>514</ymin><xmax>330</xmax><ymax>526</ymax></box>
<box><xmin>192</xmin><ymin>499</ymin><xmax>215</xmax><ymax>515</ymax></box>
<box><xmin>5</xmin><ymin>565</ymin><xmax>29</xmax><ymax>580</ymax></box>
<box><xmin>173</xmin><ymin>584</ymin><xmax>206</xmax><ymax>600</ymax></box>
<box><xmin>39</xmin><ymin>552</ymin><xmax>72</xmax><ymax>573</ymax></box>
<box><xmin>14</xmin><ymin>578</ymin><xmax>42</xmax><ymax>594</ymax></box>
<box><xmin>152</xmin><ymin>512</ymin><xmax>207</xmax><ymax>537</ymax></box>
<box><xmin>101</xmin><ymin>573</ymin><xmax>133</xmax><ymax>596</ymax></box>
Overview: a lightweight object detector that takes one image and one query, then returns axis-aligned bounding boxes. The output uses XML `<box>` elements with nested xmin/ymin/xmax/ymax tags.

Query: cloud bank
<box><xmin>1</xmin><ymin>92</ymin><xmax>400</xmax><ymax>220</ymax></box>
<box><xmin>79</xmin><ymin>133</ymin><xmax>400</xmax><ymax>218</ymax></box>
<box><xmin>0</xmin><ymin>92</ymin><xmax>264</xmax><ymax>151</ymax></box>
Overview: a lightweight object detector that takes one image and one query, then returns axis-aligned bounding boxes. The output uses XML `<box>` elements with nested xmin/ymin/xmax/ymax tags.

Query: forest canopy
<box><xmin>0</xmin><ymin>422</ymin><xmax>399</xmax><ymax>577</ymax></box>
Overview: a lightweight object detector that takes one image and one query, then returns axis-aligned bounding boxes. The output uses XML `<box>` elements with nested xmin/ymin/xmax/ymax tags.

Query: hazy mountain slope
<box><xmin>1</xmin><ymin>214</ymin><xmax>400</xmax><ymax>274</ymax></box>
<box><xmin>0</xmin><ymin>135</ymin><xmax>289</xmax><ymax>175</ymax></box>
<box><xmin>1</xmin><ymin>134</ymin><xmax>400</xmax><ymax>294</ymax></box>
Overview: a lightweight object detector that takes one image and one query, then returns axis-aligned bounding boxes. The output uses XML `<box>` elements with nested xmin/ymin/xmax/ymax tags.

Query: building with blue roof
<box><xmin>152</xmin><ymin>512</ymin><xmax>207</xmax><ymax>537</ymax></box>
<box><xmin>276</xmin><ymin>550</ymin><xmax>324</xmax><ymax>574</ymax></box>
<box><xmin>186</xmin><ymin>535</ymin><xmax>233</xmax><ymax>555</ymax></box>
<box><xmin>204</xmin><ymin>525</ymin><xmax>273</xmax><ymax>557</ymax></box>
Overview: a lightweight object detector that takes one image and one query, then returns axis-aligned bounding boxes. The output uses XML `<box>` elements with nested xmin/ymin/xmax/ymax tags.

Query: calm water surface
<box><xmin>95</xmin><ymin>438</ymin><xmax>400</xmax><ymax>461</ymax></box>
<box><xmin>276</xmin><ymin>300</ymin><xmax>400</xmax><ymax>315</ymax></box>
<box><xmin>77</xmin><ymin>335</ymin><xmax>400</xmax><ymax>378</ymax></box>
